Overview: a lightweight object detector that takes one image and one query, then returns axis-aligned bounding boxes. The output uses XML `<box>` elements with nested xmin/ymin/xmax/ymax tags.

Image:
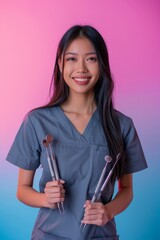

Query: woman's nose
<box><xmin>76</xmin><ymin>60</ymin><xmax>88</xmax><ymax>73</ymax></box>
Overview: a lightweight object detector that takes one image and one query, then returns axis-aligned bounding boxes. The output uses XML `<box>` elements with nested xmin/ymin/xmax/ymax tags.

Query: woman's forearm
<box><xmin>17</xmin><ymin>168</ymin><xmax>65</xmax><ymax>209</ymax></box>
<box><xmin>105</xmin><ymin>186</ymin><xmax>133</xmax><ymax>220</ymax></box>
<box><xmin>17</xmin><ymin>185</ymin><xmax>46</xmax><ymax>208</ymax></box>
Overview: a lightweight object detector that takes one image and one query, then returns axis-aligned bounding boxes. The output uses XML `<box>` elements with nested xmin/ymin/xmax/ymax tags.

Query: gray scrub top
<box><xmin>6</xmin><ymin>106</ymin><xmax>147</xmax><ymax>240</ymax></box>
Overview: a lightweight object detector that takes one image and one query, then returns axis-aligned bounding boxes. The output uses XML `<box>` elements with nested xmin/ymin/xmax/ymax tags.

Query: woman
<box><xmin>6</xmin><ymin>25</ymin><xmax>147</xmax><ymax>240</ymax></box>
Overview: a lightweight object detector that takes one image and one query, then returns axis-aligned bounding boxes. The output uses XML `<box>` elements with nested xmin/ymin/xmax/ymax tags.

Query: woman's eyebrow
<box><xmin>65</xmin><ymin>52</ymin><xmax>97</xmax><ymax>55</ymax></box>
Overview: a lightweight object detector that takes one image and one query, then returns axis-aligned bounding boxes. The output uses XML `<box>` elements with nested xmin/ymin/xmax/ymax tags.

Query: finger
<box><xmin>45</xmin><ymin>192</ymin><xmax>65</xmax><ymax>202</ymax></box>
<box><xmin>84</xmin><ymin>200</ymin><xmax>91</xmax><ymax>207</ymax></box>
<box><xmin>46</xmin><ymin>189</ymin><xmax>65</xmax><ymax>197</ymax></box>
<box><xmin>83</xmin><ymin>213</ymin><xmax>102</xmax><ymax>221</ymax></box>
<box><xmin>46</xmin><ymin>180</ymin><xmax>64</xmax><ymax>188</ymax></box>
<box><xmin>81</xmin><ymin>219</ymin><xmax>102</xmax><ymax>226</ymax></box>
<box><xmin>47</xmin><ymin>197</ymin><xmax>65</xmax><ymax>204</ymax></box>
<box><xmin>81</xmin><ymin>213</ymin><xmax>105</xmax><ymax>226</ymax></box>
<box><xmin>47</xmin><ymin>203</ymin><xmax>57</xmax><ymax>209</ymax></box>
<box><xmin>44</xmin><ymin>186</ymin><xmax>65</xmax><ymax>194</ymax></box>
<box><xmin>59</xmin><ymin>179</ymin><xmax>65</xmax><ymax>184</ymax></box>
<box><xmin>84</xmin><ymin>208</ymin><xmax>102</xmax><ymax>216</ymax></box>
<box><xmin>46</xmin><ymin>192</ymin><xmax>65</xmax><ymax>198</ymax></box>
<box><xmin>85</xmin><ymin>202</ymin><xmax>103</xmax><ymax>210</ymax></box>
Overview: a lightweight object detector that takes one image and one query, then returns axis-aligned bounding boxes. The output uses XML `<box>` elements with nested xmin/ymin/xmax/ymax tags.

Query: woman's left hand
<box><xmin>81</xmin><ymin>200</ymin><xmax>112</xmax><ymax>226</ymax></box>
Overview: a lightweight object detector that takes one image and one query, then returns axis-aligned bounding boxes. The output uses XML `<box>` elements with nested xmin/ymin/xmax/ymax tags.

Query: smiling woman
<box><xmin>6</xmin><ymin>25</ymin><xmax>147</xmax><ymax>240</ymax></box>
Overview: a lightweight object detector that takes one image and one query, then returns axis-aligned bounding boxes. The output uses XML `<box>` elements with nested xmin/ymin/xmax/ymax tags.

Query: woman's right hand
<box><xmin>44</xmin><ymin>180</ymin><xmax>65</xmax><ymax>209</ymax></box>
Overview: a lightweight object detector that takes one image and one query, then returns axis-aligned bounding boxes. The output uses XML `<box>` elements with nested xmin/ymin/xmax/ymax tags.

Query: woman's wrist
<box><xmin>104</xmin><ymin>203</ymin><xmax>114</xmax><ymax>221</ymax></box>
<box><xmin>39</xmin><ymin>192</ymin><xmax>49</xmax><ymax>208</ymax></box>
<box><xmin>40</xmin><ymin>192</ymin><xmax>57</xmax><ymax>209</ymax></box>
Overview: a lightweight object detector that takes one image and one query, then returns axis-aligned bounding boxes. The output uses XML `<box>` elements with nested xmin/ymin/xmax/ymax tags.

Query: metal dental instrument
<box><xmin>81</xmin><ymin>153</ymin><xmax>121</xmax><ymax>229</ymax></box>
<box><xmin>80</xmin><ymin>155</ymin><xmax>112</xmax><ymax>229</ymax></box>
<box><xmin>42</xmin><ymin>135</ymin><xmax>64</xmax><ymax>215</ymax></box>
<box><xmin>96</xmin><ymin>153</ymin><xmax>121</xmax><ymax>202</ymax></box>
<box><xmin>91</xmin><ymin>155</ymin><xmax>112</xmax><ymax>203</ymax></box>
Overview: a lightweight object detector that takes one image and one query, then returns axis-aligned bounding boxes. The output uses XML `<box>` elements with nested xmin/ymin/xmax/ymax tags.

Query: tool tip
<box><xmin>104</xmin><ymin>155</ymin><xmax>112</xmax><ymax>163</ymax></box>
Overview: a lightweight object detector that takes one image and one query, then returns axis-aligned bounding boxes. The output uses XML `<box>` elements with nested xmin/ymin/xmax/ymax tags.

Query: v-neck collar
<box><xmin>57</xmin><ymin>106</ymin><xmax>98</xmax><ymax>139</ymax></box>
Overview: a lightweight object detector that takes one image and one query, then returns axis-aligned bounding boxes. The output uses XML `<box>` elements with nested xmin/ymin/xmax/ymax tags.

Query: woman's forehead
<box><xmin>65</xmin><ymin>37</ymin><xmax>96</xmax><ymax>55</ymax></box>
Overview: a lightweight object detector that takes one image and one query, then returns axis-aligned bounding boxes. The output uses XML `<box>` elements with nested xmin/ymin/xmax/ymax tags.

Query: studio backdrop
<box><xmin>0</xmin><ymin>1</ymin><xmax>159</xmax><ymax>239</ymax></box>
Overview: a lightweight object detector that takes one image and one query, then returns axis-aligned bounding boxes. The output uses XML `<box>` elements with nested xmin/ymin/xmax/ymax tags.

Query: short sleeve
<box><xmin>6</xmin><ymin>114</ymin><xmax>41</xmax><ymax>170</ymax></box>
<box><xmin>122</xmin><ymin>117</ymin><xmax>148</xmax><ymax>174</ymax></box>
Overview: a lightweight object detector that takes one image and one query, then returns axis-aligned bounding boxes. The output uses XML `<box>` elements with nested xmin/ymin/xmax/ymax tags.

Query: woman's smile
<box><xmin>72</xmin><ymin>76</ymin><xmax>91</xmax><ymax>85</ymax></box>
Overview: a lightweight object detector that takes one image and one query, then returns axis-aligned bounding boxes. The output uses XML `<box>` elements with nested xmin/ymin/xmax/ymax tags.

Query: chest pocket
<box><xmin>53</xmin><ymin>143</ymin><xmax>90</xmax><ymax>186</ymax></box>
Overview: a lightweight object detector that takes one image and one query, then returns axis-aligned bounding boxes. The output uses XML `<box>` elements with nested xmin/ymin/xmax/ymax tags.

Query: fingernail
<box><xmin>60</xmin><ymin>179</ymin><xmax>65</xmax><ymax>183</ymax></box>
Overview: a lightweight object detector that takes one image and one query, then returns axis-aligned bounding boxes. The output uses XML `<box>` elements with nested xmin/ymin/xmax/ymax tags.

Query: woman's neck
<box><xmin>61</xmin><ymin>92</ymin><xmax>96</xmax><ymax>115</ymax></box>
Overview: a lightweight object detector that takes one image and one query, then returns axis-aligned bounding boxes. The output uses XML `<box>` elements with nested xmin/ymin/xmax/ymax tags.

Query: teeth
<box><xmin>73</xmin><ymin>78</ymin><xmax>89</xmax><ymax>82</ymax></box>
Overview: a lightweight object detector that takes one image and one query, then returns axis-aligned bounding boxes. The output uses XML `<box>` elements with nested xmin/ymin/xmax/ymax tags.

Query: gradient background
<box><xmin>0</xmin><ymin>0</ymin><xmax>160</xmax><ymax>239</ymax></box>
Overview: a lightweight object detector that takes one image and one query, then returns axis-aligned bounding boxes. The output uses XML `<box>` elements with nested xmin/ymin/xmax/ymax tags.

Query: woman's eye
<box><xmin>87</xmin><ymin>57</ymin><xmax>97</xmax><ymax>62</ymax></box>
<box><xmin>66</xmin><ymin>57</ymin><xmax>76</xmax><ymax>62</ymax></box>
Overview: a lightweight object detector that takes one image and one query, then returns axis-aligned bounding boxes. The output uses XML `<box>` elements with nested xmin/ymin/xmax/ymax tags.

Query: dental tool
<box><xmin>42</xmin><ymin>135</ymin><xmax>64</xmax><ymax>215</ymax></box>
<box><xmin>91</xmin><ymin>155</ymin><xmax>112</xmax><ymax>203</ymax></box>
<box><xmin>81</xmin><ymin>153</ymin><xmax>121</xmax><ymax>229</ymax></box>
<box><xmin>96</xmin><ymin>153</ymin><xmax>121</xmax><ymax>202</ymax></box>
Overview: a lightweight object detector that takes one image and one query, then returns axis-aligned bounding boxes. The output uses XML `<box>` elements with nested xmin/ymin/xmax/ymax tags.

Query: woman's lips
<box><xmin>72</xmin><ymin>77</ymin><xmax>90</xmax><ymax>85</ymax></box>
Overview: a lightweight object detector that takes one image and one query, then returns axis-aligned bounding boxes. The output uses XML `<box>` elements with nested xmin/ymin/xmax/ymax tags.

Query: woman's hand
<box><xmin>81</xmin><ymin>200</ymin><xmax>112</xmax><ymax>226</ymax></box>
<box><xmin>81</xmin><ymin>174</ymin><xmax>133</xmax><ymax>226</ymax></box>
<box><xmin>44</xmin><ymin>180</ymin><xmax>65</xmax><ymax>209</ymax></box>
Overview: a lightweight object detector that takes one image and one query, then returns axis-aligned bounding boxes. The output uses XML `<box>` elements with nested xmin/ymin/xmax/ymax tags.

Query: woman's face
<box><xmin>59</xmin><ymin>37</ymin><xmax>100</xmax><ymax>96</ymax></box>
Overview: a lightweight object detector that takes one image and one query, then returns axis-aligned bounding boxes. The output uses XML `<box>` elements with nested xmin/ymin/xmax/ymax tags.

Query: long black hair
<box><xmin>42</xmin><ymin>25</ymin><xmax>125</xmax><ymax>180</ymax></box>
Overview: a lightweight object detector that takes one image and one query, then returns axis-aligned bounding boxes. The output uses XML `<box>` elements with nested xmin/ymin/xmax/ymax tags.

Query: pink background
<box><xmin>0</xmin><ymin>0</ymin><xmax>160</xmax><ymax>239</ymax></box>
